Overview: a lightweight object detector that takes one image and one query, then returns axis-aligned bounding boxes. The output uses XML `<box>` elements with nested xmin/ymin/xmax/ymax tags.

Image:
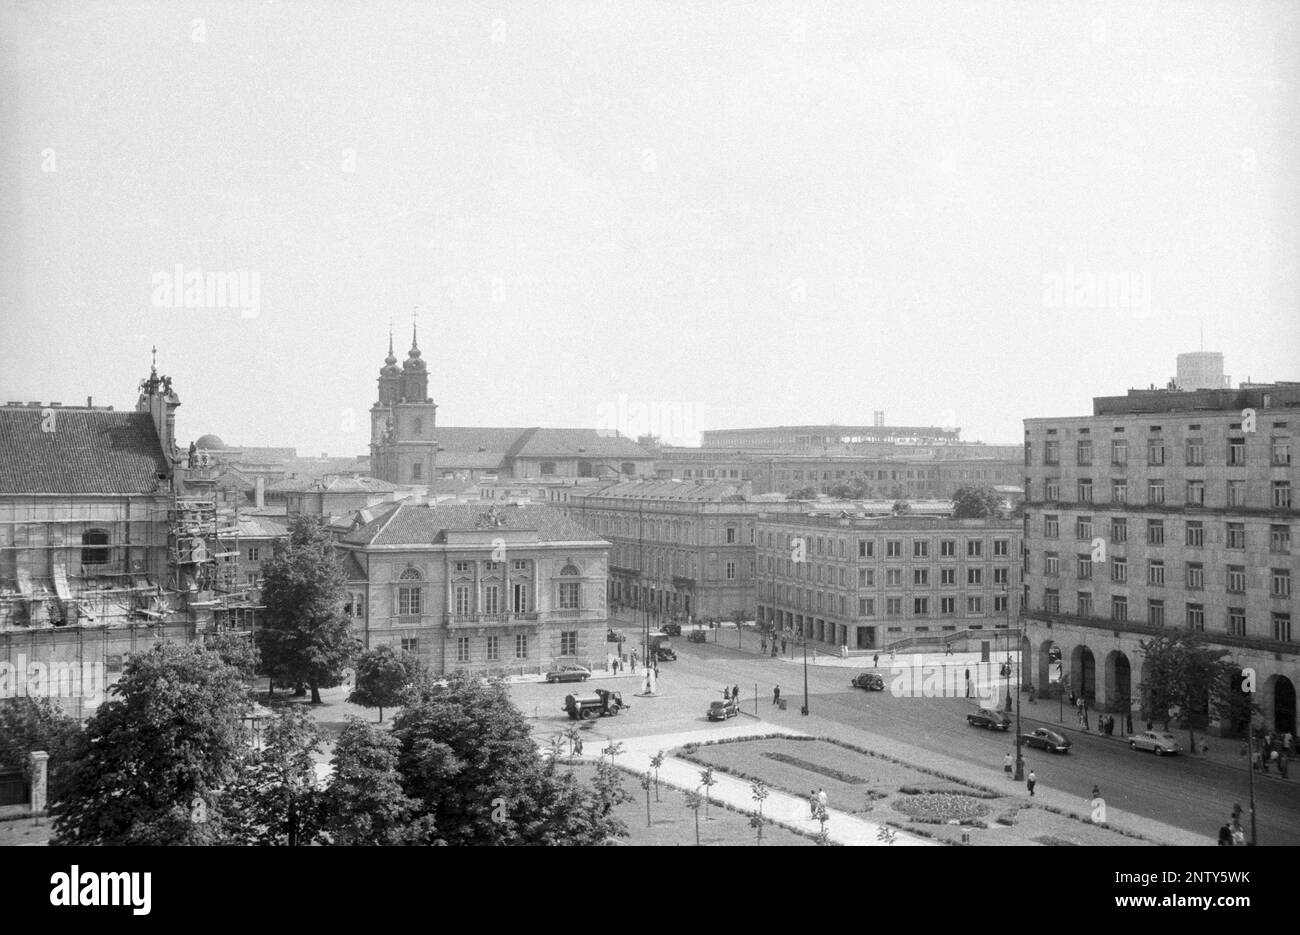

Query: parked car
<box><xmin>967</xmin><ymin>708</ymin><xmax>1012</xmax><ymax>731</ymax></box>
<box><xmin>1020</xmin><ymin>727</ymin><xmax>1072</xmax><ymax>753</ymax></box>
<box><xmin>851</xmin><ymin>672</ymin><xmax>886</xmax><ymax>691</ymax></box>
<box><xmin>545</xmin><ymin>665</ymin><xmax>592</xmax><ymax>684</ymax></box>
<box><xmin>687</xmin><ymin>630</ymin><xmax>708</xmax><ymax>643</ymax></box>
<box><xmin>606</xmin><ymin>628</ymin><xmax>622</xmax><ymax>643</ymax></box>
<box><xmin>662</xmin><ymin>622</ymin><xmax>682</xmax><ymax>636</ymax></box>
<box><xmin>1130</xmin><ymin>730</ymin><xmax>1181</xmax><ymax>756</ymax></box>
<box><xmin>707</xmin><ymin>698</ymin><xmax>739</xmax><ymax>721</ymax></box>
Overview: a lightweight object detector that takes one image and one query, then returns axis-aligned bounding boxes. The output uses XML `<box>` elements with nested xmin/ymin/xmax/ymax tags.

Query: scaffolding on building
<box><xmin>165</xmin><ymin>497</ymin><xmax>263</xmax><ymax>639</ymax></box>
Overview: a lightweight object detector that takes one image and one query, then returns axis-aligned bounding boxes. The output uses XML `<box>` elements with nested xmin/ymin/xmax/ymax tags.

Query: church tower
<box><xmin>370</xmin><ymin>318</ymin><xmax>439</xmax><ymax>484</ymax></box>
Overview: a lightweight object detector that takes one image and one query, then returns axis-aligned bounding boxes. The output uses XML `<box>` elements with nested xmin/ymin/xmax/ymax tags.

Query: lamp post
<box><xmin>1246</xmin><ymin>694</ymin><xmax>1258</xmax><ymax>845</ymax></box>
<box><xmin>1005</xmin><ymin>585</ymin><xmax>1024</xmax><ymax>781</ymax></box>
<box><xmin>801</xmin><ymin>630</ymin><xmax>810</xmax><ymax>716</ymax></box>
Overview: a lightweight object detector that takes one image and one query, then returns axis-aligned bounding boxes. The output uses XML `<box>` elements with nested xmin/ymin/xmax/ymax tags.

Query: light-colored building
<box><xmin>756</xmin><ymin>512</ymin><xmax>1020</xmax><ymax>652</ymax></box>
<box><xmin>1022</xmin><ymin>379</ymin><xmax>1300</xmax><ymax>735</ymax></box>
<box><xmin>339</xmin><ymin>500</ymin><xmax>609</xmax><ymax>675</ymax></box>
<box><xmin>1175</xmin><ymin>352</ymin><xmax>1230</xmax><ymax>391</ymax></box>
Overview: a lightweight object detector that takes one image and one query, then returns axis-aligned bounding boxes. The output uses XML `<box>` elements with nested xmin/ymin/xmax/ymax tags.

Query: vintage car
<box><xmin>544</xmin><ymin>665</ymin><xmax>592</xmax><ymax>684</ymax></box>
<box><xmin>687</xmin><ymin>630</ymin><xmax>708</xmax><ymax>643</ymax></box>
<box><xmin>851</xmin><ymin>672</ymin><xmax>886</xmax><ymax>691</ymax></box>
<box><xmin>707</xmin><ymin>698</ymin><xmax>739</xmax><ymax>721</ymax></box>
<box><xmin>1020</xmin><ymin>727</ymin><xmax>1072</xmax><ymax>753</ymax></box>
<box><xmin>662</xmin><ymin>622</ymin><xmax>682</xmax><ymax>636</ymax></box>
<box><xmin>966</xmin><ymin>708</ymin><xmax>1012</xmax><ymax>731</ymax></box>
<box><xmin>1130</xmin><ymin>730</ymin><xmax>1181</xmax><ymax>756</ymax></box>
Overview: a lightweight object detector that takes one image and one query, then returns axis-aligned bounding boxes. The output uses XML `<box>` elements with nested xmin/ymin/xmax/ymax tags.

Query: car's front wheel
<box><xmin>1154</xmin><ymin>747</ymin><xmax>1164</xmax><ymax>756</ymax></box>
<box><xmin>1129</xmin><ymin>740</ymin><xmax>1137</xmax><ymax>749</ymax></box>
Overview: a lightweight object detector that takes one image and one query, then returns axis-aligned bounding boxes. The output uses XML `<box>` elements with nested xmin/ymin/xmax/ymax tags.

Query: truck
<box><xmin>647</xmin><ymin>631</ymin><xmax>677</xmax><ymax>661</ymax></box>
<box><xmin>564</xmin><ymin>688</ymin><xmax>629</xmax><ymax>720</ymax></box>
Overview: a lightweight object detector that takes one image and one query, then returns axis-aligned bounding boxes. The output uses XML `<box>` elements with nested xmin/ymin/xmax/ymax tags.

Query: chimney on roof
<box><xmin>87</xmin><ymin>396</ymin><xmax>93</xmax><ymax>407</ymax></box>
<box><xmin>255</xmin><ymin>476</ymin><xmax>265</xmax><ymax>509</ymax></box>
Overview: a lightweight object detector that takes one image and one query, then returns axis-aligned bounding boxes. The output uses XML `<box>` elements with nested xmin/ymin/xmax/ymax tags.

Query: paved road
<box><xmin>513</xmin><ymin>634</ymin><xmax>1300</xmax><ymax>845</ymax></box>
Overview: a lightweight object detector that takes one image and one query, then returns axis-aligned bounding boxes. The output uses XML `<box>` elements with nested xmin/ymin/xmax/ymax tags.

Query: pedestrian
<box><xmin>631</xmin><ymin>650</ymin><xmax>639</xmax><ymax>670</ymax></box>
<box><xmin>772</xmin><ymin>684</ymin><xmax>781</xmax><ymax>705</ymax></box>
<box><xmin>732</xmin><ymin>684</ymin><xmax>740</xmax><ymax>706</ymax></box>
<box><xmin>1285</xmin><ymin>732</ymin><xmax>1295</xmax><ymax>756</ymax></box>
<box><xmin>945</xmin><ymin>643</ymin><xmax>953</xmax><ymax>656</ymax></box>
<box><xmin>782</xmin><ymin>638</ymin><xmax>787</xmax><ymax>654</ymax></box>
<box><xmin>1218</xmin><ymin>822</ymin><xmax>1233</xmax><ymax>846</ymax></box>
<box><xmin>1091</xmin><ymin>784</ymin><xmax>1101</xmax><ymax>801</ymax></box>
<box><xmin>1280</xmin><ymin>751</ymin><xmax>1290</xmax><ymax>779</ymax></box>
<box><xmin>965</xmin><ymin>668</ymin><xmax>972</xmax><ymax>698</ymax></box>
<box><xmin>817</xmin><ymin>788</ymin><xmax>828</xmax><ymax>811</ymax></box>
<box><xmin>1026</xmin><ymin>770</ymin><xmax>1036</xmax><ymax>797</ymax></box>
<box><xmin>1126</xmin><ymin>711</ymin><xmax>1134</xmax><ymax>735</ymax></box>
<box><xmin>1003</xmin><ymin>752</ymin><xmax>1013</xmax><ymax>774</ymax></box>
<box><xmin>809</xmin><ymin>790</ymin><xmax>818</xmax><ymax>817</ymax></box>
<box><xmin>1230</xmin><ymin>817</ymin><xmax>1246</xmax><ymax>847</ymax></box>
<box><xmin>760</xmin><ymin>637</ymin><xmax>767</xmax><ymax>654</ymax></box>
<box><xmin>1028</xmin><ymin>684</ymin><xmax>1037</xmax><ymax>704</ymax></box>
<box><xmin>873</xmin><ymin>653</ymin><xmax>879</xmax><ymax>668</ymax></box>
<box><xmin>890</xmin><ymin>649</ymin><xmax>896</xmax><ymax>663</ymax></box>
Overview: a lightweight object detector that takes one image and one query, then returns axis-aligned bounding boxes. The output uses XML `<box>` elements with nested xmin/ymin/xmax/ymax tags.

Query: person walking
<box><xmin>772</xmin><ymin>684</ymin><xmax>781</xmax><ymax>705</ymax></box>
<box><xmin>732</xmin><ymin>684</ymin><xmax>740</xmax><ymax>707</ymax></box>
<box><xmin>1091</xmin><ymin>784</ymin><xmax>1101</xmax><ymax>801</ymax></box>
<box><xmin>782</xmin><ymin>637</ymin><xmax>788</xmax><ymax>654</ymax></box>
<box><xmin>808</xmin><ymin>790</ymin><xmax>818</xmax><ymax>818</ymax></box>
<box><xmin>574</xmin><ymin>736</ymin><xmax>583</xmax><ymax>756</ymax></box>
<box><xmin>965</xmin><ymin>668</ymin><xmax>972</xmax><ymax>698</ymax></box>
<box><xmin>1003</xmin><ymin>752</ymin><xmax>1013</xmax><ymax>774</ymax></box>
<box><xmin>873</xmin><ymin>653</ymin><xmax>879</xmax><ymax>668</ymax></box>
<box><xmin>1026</xmin><ymin>770</ymin><xmax>1037</xmax><ymax>797</ymax></box>
<box><xmin>817</xmin><ymin>788</ymin><xmax>828</xmax><ymax>812</ymax></box>
<box><xmin>1218</xmin><ymin>822</ymin><xmax>1234</xmax><ymax>846</ymax></box>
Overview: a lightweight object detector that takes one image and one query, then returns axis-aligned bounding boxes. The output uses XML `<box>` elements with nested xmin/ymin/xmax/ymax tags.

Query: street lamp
<box><xmin>1005</xmin><ymin>585</ymin><xmax>1024</xmax><ymax>781</ymax></box>
<box><xmin>801</xmin><ymin>629</ymin><xmax>810</xmax><ymax>716</ymax></box>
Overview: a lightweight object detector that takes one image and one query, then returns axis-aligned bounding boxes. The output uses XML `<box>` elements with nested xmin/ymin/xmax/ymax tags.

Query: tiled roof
<box><xmin>513</xmin><ymin>428</ymin><xmax>652</xmax><ymax>459</ymax></box>
<box><xmin>341</xmin><ymin>551</ymin><xmax>368</xmax><ymax>581</ymax></box>
<box><xmin>0</xmin><ymin>407</ymin><xmax>170</xmax><ymax>494</ymax></box>
<box><xmin>578</xmin><ymin>480</ymin><xmax>746</xmax><ymax>502</ymax></box>
<box><xmin>341</xmin><ymin>501</ymin><xmax>603</xmax><ymax>547</ymax></box>
<box><xmin>233</xmin><ymin>515</ymin><xmax>288</xmax><ymax>539</ymax></box>
<box><xmin>285</xmin><ymin>474</ymin><xmax>399</xmax><ymax>494</ymax></box>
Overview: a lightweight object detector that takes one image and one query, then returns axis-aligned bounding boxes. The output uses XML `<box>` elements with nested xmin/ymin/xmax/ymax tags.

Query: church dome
<box><xmin>195</xmin><ymin>433</ymin><xmax>227</xmax><ymax>450</ymax></box>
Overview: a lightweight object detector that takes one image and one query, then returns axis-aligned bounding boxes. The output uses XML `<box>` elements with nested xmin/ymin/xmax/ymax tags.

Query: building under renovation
<box><xmin>0</xmin><ymin>358</ymin><xmax>269</xmax><ymax>718</ymax></box>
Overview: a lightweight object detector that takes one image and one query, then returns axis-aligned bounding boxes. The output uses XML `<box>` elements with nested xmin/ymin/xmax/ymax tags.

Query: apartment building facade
<box><xmin>1021</xmin><ymin>382</ymin><xmax>1300</xmax><ymax>735</ymax></box>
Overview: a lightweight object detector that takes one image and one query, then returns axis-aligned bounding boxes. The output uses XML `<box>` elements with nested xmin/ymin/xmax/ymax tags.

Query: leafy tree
<box><xmin>391</xmin><ymin>673</ymin><xmax>625</xmax><ymax>845</ymax></box>
<box><xmin>224</xmin><ymin>707</ymin><xmax>325</xmax><ymax>846</ymax></box>
<box><xmin>592</xmin><ymin>753</ymin><xmax>633</xmax><ymax>819</ymax></box>
<box><xmin>787</xmin><ymin>486</ymin><xmax>820</xmax><ymax>500</ymax></box>
<box><xmin>951</xmin><ymin>485</ymin><xmax>1003</xmax><ymax>519</ymax></box>
<box><xmin>0</xmin><ymin>697</ymin><xmax>81</xmax><ymax>804</ymax></box>
<box><xmin>349</xmin><ymin>645</ymin><xmax>419</xmax><ymax>722</ymax></box>
<box><xmin>814</xmin><ymin>803</ymin><xmax>830</xmax><ymax>843</ymax></box>
<box><xmin>699</xmin><ymin>766</ymin><xmax>716</xmax><ymax>820</ymax></box>
<box><xmin>750</xmin><ymin>779</ymin><xmax>769</xmax><ymax>845</ymax></box>
<box><xmin>1138</xmin><ymin>629</ymin><xmax>1235</xmax><ymax>751</ymax></box>
<box><xmin>649</xmin><ymin>749</ymin><xmax>665</xmax><ymax>801</ymax></box>
<box><xmin>50</xmin><ymin>642</ymin><xmax>251</xmax><ymax>845</ymax></box>
<box><xmin>323</xmin><ymin>717</ymin><xmax>431</xmax><ymax>845</ymax></box>
<box><xmin>640</xmin><ymin>773</ymin><xmax>652</xmax><ymax>827</ymax></box>
<box><xmin>257</xmin><ymin>515</ymin><xmax>362</xmax><ymax>704</ymax></box>
<box><xmin>683</xmin><ymin>789</ymin><xmax>703</xmax><ymax>846</ymax></box>
<box><xmin>206</xmin><ymin>631</ymin><xmax>260</xmax><ymax>683</ymax></box>
<box><xmin>892</xmin><ymin>498</ymin><xmax>911</xmax><ymax>515</ymax></box>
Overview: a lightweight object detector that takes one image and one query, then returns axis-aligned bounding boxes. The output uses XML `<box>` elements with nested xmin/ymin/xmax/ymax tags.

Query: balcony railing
<box><xmin>444</xmin><ymin>612</ymin><xmax>540</xmax><ymax>628</ymax></box>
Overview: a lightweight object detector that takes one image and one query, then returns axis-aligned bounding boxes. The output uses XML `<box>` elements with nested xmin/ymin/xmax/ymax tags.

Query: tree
<box><xmin>649</xmin><ymin>749</ymin><xmax>665</xmax><ymax>801</ymax></box>
<box><xmin>1138</xmin><ymin>629</ymin><xmax>1235</xmax><ymax>751</ymax></box>
<box><xmin>223</xmin><ymin>707</ymin><xmax>325</xmax><ymax>846</ymax></box>
<box><xmin>683</xmin><ymin>789</ymin><xmax>703</xmax><ymax>845</ymax></box>
<box><xmin>787</xmin><ymin>486</ymin><xmax>819</xmax><ymax>501</ymax></box>
<box><xmin>391</xmin><ymin>673</ymin><xmax>625</xmax><ymax>845</ymax></box>
<box><xmin>0</xmin><ymin>697</ymin><xmax>81</xmax><ymax>804</ymax></box>
<box><xmin>50</xmin><ymin>642</ymin><xmax>252</xmax><ymax>845</ymax></box>
<box><xmin>323</xmin><ymin>717</ymin><xmax>430</xmax><ymax>845</ymax></box>
<box><xmin>699</xmin><ymin>766</ymin><xmax>716</xmax><ymax>820</ymax></box>
<box><xmin>814</xmin><ymin>803</ymin><xmax>830</xmax><ymax>844</ymax></box>
<box><xmin>892</xmin><ymin>498</ymin><xmax>911</xmax><ymax>515</ymax></box>
<box><xmin>205</xmin><ymin>631</ymin><xmax>260</xmax><ymax>683</ymax></box>
<box><xmin>640</xmin><ymin>772</ymin><xmax>652</xmax><ymax>827</ymax></box>
<box><xmin>349</xmin><ymin>645</ymin><xmax>419</xmax><ymax>722</ymax></box>
<box><xmin>750</xmin><ymin>779</ymin><xmax>769</xmax><ymax>845</ymax></box>
<box><xmin>952</xmin><ymin>485</ymin><xmax>1003</xmax><ymax>519</ymax></box>
<box><xmin>257</xmin><ymin>515</ymin><xmax>362</xmax><ymax>704</ymax></box>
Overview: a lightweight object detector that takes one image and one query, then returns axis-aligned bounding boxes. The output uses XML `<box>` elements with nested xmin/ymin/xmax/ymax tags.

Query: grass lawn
<box><xmin>561</xmin><ymin>762</ymin><xmax>815</xmax><ymax>847</ymax></box>
<box><xmin>678</xmin><ymin>737</ymin><xmax>1153</xmax><ymax>847</ymax></box>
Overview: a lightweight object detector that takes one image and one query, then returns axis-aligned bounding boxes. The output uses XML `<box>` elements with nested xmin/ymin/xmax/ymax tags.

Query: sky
<box><xmin>1</xmin><ymin>0</ymin><xmax>1297</xmax><ymax>455</ymax></box>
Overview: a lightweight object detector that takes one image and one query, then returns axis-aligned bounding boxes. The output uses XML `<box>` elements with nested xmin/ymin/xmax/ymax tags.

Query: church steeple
<box><xmin>401</xmin><ymin>307</ymin><xmax>428</xmax><ymax>402</ymax></box>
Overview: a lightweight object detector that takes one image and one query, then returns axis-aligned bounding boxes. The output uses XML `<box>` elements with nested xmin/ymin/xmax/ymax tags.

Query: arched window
<box><xmin>81</xmin><ymin>529</ymin><xmax>109</xmax><ymax>565</ymax></box>
<box><xmin>398</xmin><ymin>568</ymin><xmax>422</xmax><ymax>616</ymax></box>
<box><xmin>560</xmin><ymin>564</ymin><xmax>580</xmax><ymax>576</ymax></box>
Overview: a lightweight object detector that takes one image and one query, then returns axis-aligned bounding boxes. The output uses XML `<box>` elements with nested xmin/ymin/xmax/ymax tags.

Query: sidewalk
<box><xmin>545</xmin><ymin>722</ymin><xmax>933</xmax><ymax>846</ymax></box>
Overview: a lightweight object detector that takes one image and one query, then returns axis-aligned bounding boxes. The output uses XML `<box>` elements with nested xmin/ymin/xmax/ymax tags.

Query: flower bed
<box><xmin>893</xmin><ymin>791</ymin><xmax>991</xmax><ymax>823</ymax></box>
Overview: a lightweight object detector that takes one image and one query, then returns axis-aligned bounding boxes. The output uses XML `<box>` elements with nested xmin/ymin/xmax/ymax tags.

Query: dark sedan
<box><xmin>1020</xmin><ymin>727</ymin><xmax>1072</xmax><ymax>753</ymax></box>
<box><xmin>967</xmin><ymin>708</ymin><xmax>1012</xmax><ymax>731</ymax></box>
<box><xmin>851</xmin><ymin>672</ymin><xmax>886</xmax><ymax>691</ymax></box>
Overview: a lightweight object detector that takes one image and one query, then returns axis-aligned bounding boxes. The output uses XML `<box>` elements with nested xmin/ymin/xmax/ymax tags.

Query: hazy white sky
<box><xmin>2</xmin><ymin>0</ymin><xmax>1297</xmax><ymax>454</ymax></box>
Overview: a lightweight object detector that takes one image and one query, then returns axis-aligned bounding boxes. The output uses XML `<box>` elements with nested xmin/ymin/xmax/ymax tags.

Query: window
<box><xmin>858</xmin><ymin>539</ymin><xmax>874</xmax><ymax>558</ymax></box>
<box><xmin>1227</xmin><ymin>438</ymin><xmax>1247</xmax><ymax>466</ymax></box>
<box><xmin>1076</xmin><ymin>516</ymin><xmax>1092</xmax><ymax>540</ymax></box>
<box><xmin>1186</xmin><ymin>480</ymin><xmax>1205</xmax><ymax>506</ymax></box>
<box><xmin>453</xmin><ymin>561</ymin><xmax>470</xmax><ymax>574</ymax></box>
<box><xmin>1184</xmin><ymin>521</ymin><xmax>1203</xmax><ymax>548</ymax></box>
<box><xmin>1045</xmin><ymin>478</ymin><xmax>1060</xmax><ymax>501</ymax></box>
<box><xmin>1273</xmin><ymin>482</ymin><xmax>1292</xmax><ymax>509</ymax></box>
<box><xmin>1271</xmin><ymin>525</ymin><xmax>1291</xmax><ymax>553</ymax></box>
<box><xmin>1147</xmin><ymin>480</ymin><xmax>1165</xmax><ymax>505</ymax></box>
<box><xmin>1148</xmin><ymin>561</ymin><xmax>1165</xmax><ymax>586</ymax></box>
<box><xmin>1077</xmin><ymin>592</ymin><xmax>1093</xmax><ymax>617</ymax></box>
<box><xmin>1227</xmin><ymin>480</ymin><xmax>1246</xmax><ymax>507</ymax></box>
<box><xmin>940</xmin><ymin>539</ymin><xmax>956</xmax><ymax>557</ymax></box>
<box><xmin>411</xmin><ymin>462</ymin><xmax>423</xmax><ymax>480</ymax></box>
<box><xmin>512</xmin><ymin>582</ymin><xmax>529</xmax><ymax>613</ymax></box>
<box><xmin>1044</xmin><ymin>439</ymin><xmax>1059</xmax><ymax>465</ymax></box>
<box><xmin>398</xmin><ymin>568</ymin><xmax>423</xmax><ymax>616</ymax></box>
<box><xmin>1044</xmin><ymin>515</ymin><xmax>1059</xmax><ymax>538</ymax></box>
<box><xmin>1147</xmin><ymin>519</ymin><xmax>1164</xmax><ymax>545</ymax></box>
<box><xmin>1273</xmin><ymin>613</ymin><xmax>1292</xmax><ymax>643</ymax></box>
<box><xmin>81</xmin><ymin>529</ymin><xmax>109</xmax><ymax>565</ymax></box>
<box><xmin>1111</xmin><ymin>439</ymin><xmax>1128</xmax><ymax>465</ymax></box>
<box><xmin>1272</xmin><ymin>436</ymin><xmax>1291</xmax><ymax>466</ymax></box>
<box><xmin>859</xmin><ymin>598</ymin><xmax>875</xmax><ymax>616</ymax></box>
<box><xmin>1148</xmin><ymin>599</ymin><xmax>1165</xmax><ymax>626</ymax></box>
<box><xmin>1147</xmin><ymin>437</ymin><xmax>1165</xmax><ymax>466</ymax></box>
<box><xmin>994</xmin><ymin>594</ymin><xmax>1008</xmax><ymax>613</ymax></box>
<box><xmin>559</xmin><ymin>581</ymin><xmax>580</xmax><ymax>609</ymax></box>
<box><xmin>486</xmin><ymin>636</ymin><xmax>500</xmax><ymax>661</ymax></box>
<box><xmin>886</xmin><ymin>569</ymin><xmax>903</xmax><ymax>587</ymax></box>
<box><xmin>1227</xmin><ymin>523</ymin><xmax>1246</xmax><ymax>550</ymax></box>
<box><xmin>1077</xmin><ymin>554</ymin><xmax>1092</xmax><ymax>578</ymax></box>
<box><xmin>913</xmin><ymin>597</ymin><xmax>929</xmax><ymax>616</ymax></box>
<box><xmin>1273</xmin><ymin>569</ymin><xmax>1292</xmax><ymax>598</ymax></box>
<box><xmin>1111</xmin><ymin>557</ymin><xmax>1128</xmax><ymax>583</ymax></box>
<box><xmin>456</xmin><ymin>637</ymin><xmax>470</xmax><ymax>663</ymax></box>
<box><xmin>913</xmin><ymin>540</ymin><xmax>929</xmax><ymax>558</ymax></box>
<box><xmin>993</xmin><ymin>566</ymin><xmax>1009</xmax><ymax>585</ymax></box>
<box><xmin>993</xmin><ymin>539</ymin><xmax>1009</xmax><ymax>557</ymax></box>
<box><xmin>246</xmin><ymin>546</ymin><xmax>260</xmax><ymax>562</ymax></box>
<box><xmin>246</xmin><ymin>572</ymin><xmax>257</xmax><ymax>587</ymax></box>
<box><xmin>886</xmin><ymin>540</ymin><xmax>902</xmax><ymax>558</ymax></box>
<box><xmin>1112</xmin><ymin>479</ymin><xmax>1128</xmax><ymax>503</ymax></box>
<box><xmin>725</xmin><ymin>561</ymin><xmax>736</xmax><ymax>580</ymax></box>
<box><xmin>454</xmin><ymin>585</ymin><xmax>472</xmax><ymax>615</ymax></box>
<box><xmin>913</xmin><ymin>568</ymin><xmax>930</xmax><ymax>586</ymax></box>
<box><xmin>1227</xmin><ymin>609</ymin><xmax>1246</xmax><ymax>637</ymax></box>
<box><xmin>483</xmin><ymin>585</ymin><xmax>500</xmax><ymax>615</ymax></box>
<box><xmin>969</xmin><ymin>566</ymin><xmax>985</xmax><ymax>584</ymax></box>
<box><xmin>512</xmin><ymin>559</ymin><xmax>529</xmax><ymax>572</ymax></box>
<box><xmin>400</xmin><ymin>637</ymin><xmax>419</xmax><ymax>654</ymax></box>
<box><xmin>1077</xmin><ymin>479</ymin><xmax>1093</xmax><ymax>502</ymax></box>
<box><xmin>1186</xmin><ymin>563</ymin><xmax>1204</xmax><ymax>589</ymax></box>
<box><xmin>859</xmin><ymin>568</ymin><xmax>875</xmax><ymax>587</ymax></box>
<box><xmin>1185</xmin><ymin>438</ymin><xmax>1204</xmax><ymax>466</ymax></box>
<box><xmin>1109</xmin><ymin>517</ymin><xmax>1127</xmax><ymax>543</ymax></box>
<box><xmin>1111</xmin><ymin>595</ymin><xmax>1128</xmax><ymax>622</ymax></box>
<box><xmin>887</xmin><ymin>597</ymin><xmax>902</xmax><ymax>615</ymax></box>
<box><xmin>1227</xmin><ymin>565</ymin><xmax>1246</xmax><ymax>593</ymax></box>
<box><xmin>941</xmin><ymin>568</ymin><xmax>956</xmax><ymax>586</ymax></box>
<box><xmin>1077</xmin><ymin>439</ymin><xmax>1093</xmax><ymax>465</ymax></box>
<box><xmin>726</xmin><ymin>526</ymin><xmax>736</xmax><ymax>544</ymax></box>
<box><xmin>515</xmin><ymin>633</ymin><xmax>528</xmax><ymax>659</ymax></box>
<box><xmin>968</xmin><ymin>595</ymin><xmax>986</xmax><ymax>614</ymax></box>
<box><xmin>560</xmin><ymin>630</ymin><xmax>578</xmax><ymax>656</ymax></box>
<box><xmin>967</xmin><ymin>539</ymin><xmax>983</xmax><ymax>557</ymax></box>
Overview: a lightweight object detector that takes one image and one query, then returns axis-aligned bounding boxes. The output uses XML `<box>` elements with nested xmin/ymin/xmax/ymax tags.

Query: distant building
<box><xmin>1175</xmin><ymin>352</ymin><xmax>1230</xmax><ymax>391</ymax></box>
